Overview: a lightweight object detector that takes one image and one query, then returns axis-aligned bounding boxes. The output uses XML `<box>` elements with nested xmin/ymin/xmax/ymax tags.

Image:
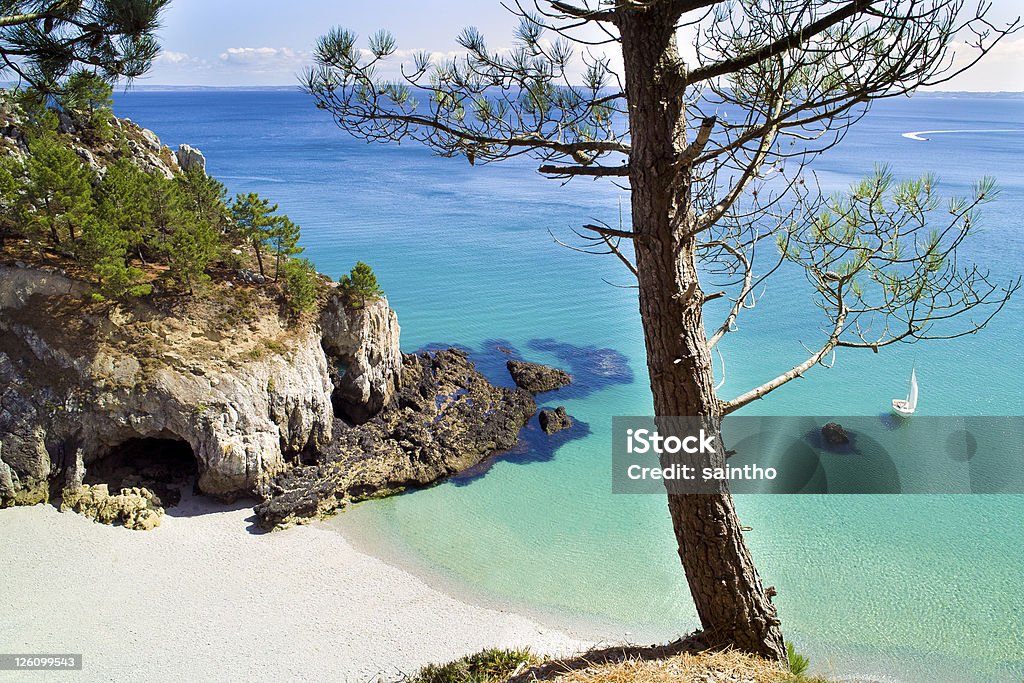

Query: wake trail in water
<box><xmin>902</xmin><ymin>128</ymin><xmax>1024</xmax><ymax>141</ymax></box>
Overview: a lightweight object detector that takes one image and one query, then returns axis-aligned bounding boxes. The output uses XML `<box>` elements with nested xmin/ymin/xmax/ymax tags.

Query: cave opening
<box><xmin>86</xmin><ymin>436</ymin><xmax>199</xmax><ymax>507</ymax></box>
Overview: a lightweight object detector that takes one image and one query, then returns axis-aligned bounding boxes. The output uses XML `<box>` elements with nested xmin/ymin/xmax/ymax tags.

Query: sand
<box><xmin>0</xmin><ymin>495</ymin><xmax>594</xmax><ymax>682</ymax></box>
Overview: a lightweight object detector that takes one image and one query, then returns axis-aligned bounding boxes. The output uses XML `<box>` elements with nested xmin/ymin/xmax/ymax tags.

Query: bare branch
<box><xmin>539</xmin><ymin>163</ymin><xmax>630</xmax><ymax>177</ymax></box>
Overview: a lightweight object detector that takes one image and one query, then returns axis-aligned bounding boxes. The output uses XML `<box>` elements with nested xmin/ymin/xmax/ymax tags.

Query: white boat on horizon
<box><xmin>892</xmin><ymin>368</ymin><xmax>919</xmax><ymax>417</ymax></box>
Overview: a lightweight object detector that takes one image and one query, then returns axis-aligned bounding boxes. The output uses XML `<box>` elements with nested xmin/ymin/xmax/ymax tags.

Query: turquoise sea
<box><xmin>114</xmin><ymin>89</ymin><xmax>1024</xmax><ymax>682</ymax></box>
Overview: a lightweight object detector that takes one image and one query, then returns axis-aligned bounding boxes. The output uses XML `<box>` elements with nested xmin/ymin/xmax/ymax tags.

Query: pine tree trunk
<box><xmin>253</xmin><ymin>239</ymin><xmax>265</xmax><ymax>278</ymax></box>
<box><xmin>619</xmin><ymin>7</ymin><xmax>786</xmax><ymax>662</ymax></box>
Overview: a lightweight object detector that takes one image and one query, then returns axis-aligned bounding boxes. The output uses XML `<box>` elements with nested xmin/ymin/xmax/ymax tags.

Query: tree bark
<box><xmin>618</xmin><ymin>6</ymin><xmax>786</xmax><ymax>662</ymax></box>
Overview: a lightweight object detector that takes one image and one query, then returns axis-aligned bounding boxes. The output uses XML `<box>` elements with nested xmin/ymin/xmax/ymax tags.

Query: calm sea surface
<box><xmin>114</xmin><ymin>89</ymin><xmax>1024</xmax><ymax>682</ymax></box>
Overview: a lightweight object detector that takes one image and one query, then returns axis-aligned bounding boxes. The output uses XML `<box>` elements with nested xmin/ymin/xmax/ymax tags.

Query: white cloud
<box><xmin>218</xmin><ymin>47</ymin><xmax>311</xmax><ymax>71</ymax></box>
<box><xmin>930</xmin><ymin>37</ymin><xmax>1024</xmax><ymax>91</ymax></box>
<box><xmin>156</xmin><ymin>50</ymin><xmax>205</xmax><ymax>66</ymax></box>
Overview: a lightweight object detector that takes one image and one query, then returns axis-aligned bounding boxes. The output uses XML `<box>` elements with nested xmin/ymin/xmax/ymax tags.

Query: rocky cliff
<box><xmin>0</xmin><ymin>264</ymin><xmax>408</xmax><ymax>504</ymax></box>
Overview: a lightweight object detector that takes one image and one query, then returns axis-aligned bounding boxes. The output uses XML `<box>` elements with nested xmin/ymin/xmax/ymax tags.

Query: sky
<box><xmin>144</xmin><ymin>0</ymin><xmax>1024</xmax><ymax>91</ymax></box>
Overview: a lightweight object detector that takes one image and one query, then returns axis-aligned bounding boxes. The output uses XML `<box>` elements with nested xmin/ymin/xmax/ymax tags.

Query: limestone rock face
<box><xmin>321</xmin><ymin>290</ymin><xmax>403</xmax><ymax>424</ymax></box>
<box><xmin>176</xmin><ymin>144</ymin><xmax>206</xmax><ymax>174</ymax></box>
<box><xmin>0</xmin><ymin>265</ymin><xmax>404</xmax><ymax>506</ymax></box>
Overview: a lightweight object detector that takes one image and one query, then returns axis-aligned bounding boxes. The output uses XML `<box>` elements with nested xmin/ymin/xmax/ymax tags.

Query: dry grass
<box><xmin>406</xmin><ymin>640</ymin><xmax>831</xmax><ymax>683</ymax></box>
<box><xmin>536</xmin><ymin>649</ymin><xmax>805</xmax><ymax>683</ymax></box>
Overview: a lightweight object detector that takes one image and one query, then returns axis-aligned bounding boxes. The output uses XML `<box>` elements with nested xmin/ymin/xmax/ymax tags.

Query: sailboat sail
<box><xmin>907</xmin><ymin>368</ymin><xmax>919</xmax><ymax>412</ymax></box>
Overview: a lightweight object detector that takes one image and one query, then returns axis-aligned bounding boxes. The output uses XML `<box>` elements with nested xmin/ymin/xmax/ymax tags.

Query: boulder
<box><xmin>821</xmin><ymin>422</ymin><xmax>850</xmax><ymax>446</ymax></box>
<box><xmin>539</xmin><ymin>407</ymin><xmax>572</xmax><ymax>435</ymax></box>
<box><xmin>60</xmin><ymin>484</ymin><xmax>164</xmax><ymax>531</ymax></box>
<box><xmin>506</xmin><ymin>359</ymin><xmax>572</xmax><ymax>394</ymax></box>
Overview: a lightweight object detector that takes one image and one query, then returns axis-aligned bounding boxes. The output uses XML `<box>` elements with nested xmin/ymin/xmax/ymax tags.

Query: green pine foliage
<box><xmin>166</xmin><ymin>217</ymin><xmax>219</xmax><ymax>295</ymax></box>
<box><xmin>24</xmin><ymin>133</ymin><xmax>96</xmax><ymax>253</ymax></box>
<box><xmin>178</xmin><ymin>166</ymin><xmax>229</xmax><ymax>232</ymax></box>
<box><xmin>97</xmin><ymin>158</ymin><xmax>159</xmax><ymax>260</ymax></box>
<box><xmin>230</xmin><ymin>192</ymin><xmax>279</xmax><ymax>278</ymax></box>
<box><xmin>80</xmin><ymin>218</ymin><xmax>152</xmax><ymax>300</ymax></box>
<box><xmin>280</xmin><ymin>257</ymin><xmax>320</xmax><ymax>318</ymax></box>
<box><xmin>61</xmin><ymin>71</ymin><xmax>115</xmax><ymax>142</ymax></box>
<box><xmin>0</xmin><ymin>157</ymin><xmax>24</xmax><ymax>246</ymax></box>
<box><xmin>339</xmin><ymin>261</ymin><xmax>384</xmax><ymax>308</ymax></box>
<box><xmin>787</xmin><ymin>642</ymin><xmax>811</xmax><ymax>677</ymax></box>
<box><xmin>1</xmin><ymin>93</ymin><xmax>343</xmax><ymax>316</ymax></box>
<box><xmin>270</xmin><ymin>216</ymin><xmax>303</xmax><ymax>281</ymax></box>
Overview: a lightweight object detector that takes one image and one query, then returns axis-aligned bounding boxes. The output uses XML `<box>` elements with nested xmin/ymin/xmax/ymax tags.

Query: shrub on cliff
<box><xmin>280</xmin><ymin>257</ymin><xmax>320</xmax><ymax>318</ymax></box>
<box><xmin>338</xmin><ymin>261</ymin><xmax>383</xmax><ymax>308</ymax></box>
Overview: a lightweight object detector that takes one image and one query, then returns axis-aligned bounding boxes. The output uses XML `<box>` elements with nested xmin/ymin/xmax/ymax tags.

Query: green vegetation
<box><xmin>0</xmin><ymin>1</ymin><xmax>169</xmax><ymax>91</ymax></box>
<box><xmin>786</xmin><ymin>643</ymin><xmax>811</xmax><ymax>678</ymax></box>
<box><xmin>407</xmin><ymin>648</ymin><xmax>537</xmax><ymax>683</ymax></box>
<box><xmin>339</xmin><ymin>261</ymin><xmax>383</xmax><ymax>308</ymax></box>
<box><xmin>61</xmin><ymin>72</ymin><xmax>115</xmax><ymax>142</ymax></box>
<box><xmin>0</xmin><ymin>89</ymin><xmax>327</xmax><ymax>319</ymax></box>
<box><xmin>280</xmin><ymin>257</ymin><xmax>320</xmax><ymax>317</ymax></box>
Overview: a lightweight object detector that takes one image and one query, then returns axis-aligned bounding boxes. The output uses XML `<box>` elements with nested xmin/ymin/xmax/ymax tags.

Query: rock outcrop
<box><xmin>507</xmin><ymin>359</ymin><xmax>572</xmax><ymax>394</ymax></box>
<box><xmin>539</xmin><ymin>407</ymin><xmax>572</xmax><ymax>435</ymax></box>
<box><xmin>254</xmin><ymin>349</ymin><xmax>536</xmax><ymax>530</ymax></box>
<box><xmin>0</xmin><ymin>104</ymin><xmax>538</xmax><ymax>529</ymax></box>
<box><xmin>60</xmin><ymin>484</ymin><xmax>163</xmax><ymax>531</ymax></box>
<box><xmin>0</xmin><ymin>263</ymin><xmax>535</xmax><ymax>530</ymax></box>
<box><xmin>321</xmin><ymin>291</ymin><xmax>402</xmax><ymax>424</ymax></box>
<box><xmin>821</xmin><ymin>422</ymin><xmax>850</xmax><ymax>446</ymax></box>
<box><xmin>175</xmin><ymin>144</ymin><xmax>206</xmax><ymax>174</ymax></box>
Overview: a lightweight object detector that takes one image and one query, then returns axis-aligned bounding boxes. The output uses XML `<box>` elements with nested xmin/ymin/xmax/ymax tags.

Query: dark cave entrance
<box><xmin>86</xmin><ymin>437</ymin><xmax>199</xmax><ymax>507</ymax></box>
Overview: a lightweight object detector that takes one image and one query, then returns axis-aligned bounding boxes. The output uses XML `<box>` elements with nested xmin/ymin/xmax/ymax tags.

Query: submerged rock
<box><xmin>506</xmin><ymin>359</ymin><xmax>571</xmax><ymax>394</ymax></box>
<box><xmin>821</xmin><ymin>422</ymin><xmax>850</xmax><ymax>446</ymax></box>
<box><xmin>254</xmin><ymin>349</ymin><xmax>536</xmax><ymax>530</ymax></box>
<box><xmin>539</xmin><ymin>407</ymin><xmax>572</xmax><ymax>435</ymax></box>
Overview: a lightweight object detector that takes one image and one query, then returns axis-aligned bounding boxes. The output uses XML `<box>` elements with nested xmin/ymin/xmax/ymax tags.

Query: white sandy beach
<box><xmin>0</xmin><ymin>496</ymin><xmax>594</xmax><ymax>682</ymax></box>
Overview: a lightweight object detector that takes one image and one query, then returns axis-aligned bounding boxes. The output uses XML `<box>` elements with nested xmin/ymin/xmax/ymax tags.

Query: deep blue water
<box><xmin>113</xmin><ymin>89</ymin><xmax>1024</xmax><ymax>682</ymax></box>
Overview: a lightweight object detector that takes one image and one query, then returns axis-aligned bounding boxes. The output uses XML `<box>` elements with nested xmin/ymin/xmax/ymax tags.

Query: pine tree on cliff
<box><xmin>0</xmin><ymin>1</ymin><xmax>169</xmax><ymax>91</ymax></box>
<box><xmin>0</xmin><ymin>158</ymin><xmax>22</xmax><ymax>247</ymax></box>
<box><xmin>230</xmin><ymin>192</ymin><xmax>279</xmax><ymax>279</ymax></box>
<box><xmin>304</xmin><ymin>1</ymin><xmax>1019</xmax><ymax>662</ymax></box>
<box><xmin>339</xmin><ymin>261</ymin><xmax>383</xmax><ymax>309</ymax></box>
<box><xmin>166</xmin><ymin>216</ymin><xmax>218</xmax><ymax>295</ymax></box>
<box><xmin>23</xmin><ymin>132</ymin><xmax>95</xmax><ymax>252</ymax></box>
<box><xmin>270</xmin><ymin>216</ymin><xmax>303</xmax><ymax>282</ymax></box>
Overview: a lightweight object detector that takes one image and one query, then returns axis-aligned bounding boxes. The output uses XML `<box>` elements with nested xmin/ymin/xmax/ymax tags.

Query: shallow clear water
<box><xmin>114</xmin><ymin>89</ymin><xmax>1024</xmax><ymax>682</ymax></box>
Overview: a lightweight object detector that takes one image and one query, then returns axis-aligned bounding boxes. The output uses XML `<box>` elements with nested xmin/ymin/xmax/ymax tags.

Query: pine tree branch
<box><xmin>681</xmin><ymin>0</ymin><xmax>879</xmax><ymax>89</ymax></box>
<box><xmin>539</xmin><ymin>163</ymin><xmax>630</xmax><ymax>176</ymax></box>
<box><xmin>721</xmin><ymin>304</ymin><xmax>847</xmax><ymax>414</ymax></box>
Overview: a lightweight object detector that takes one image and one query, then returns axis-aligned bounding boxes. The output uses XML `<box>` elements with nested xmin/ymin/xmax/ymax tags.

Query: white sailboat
<box><xmin>892</xmin><ymin>368</ymin><xmax>919</xmax><ymax>417</ymax></box>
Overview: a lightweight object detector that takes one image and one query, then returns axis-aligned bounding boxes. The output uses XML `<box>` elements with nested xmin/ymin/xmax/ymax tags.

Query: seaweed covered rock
<box><xmin>254</xmin><ymin>349</ymin><xmax>537</xmax><ymax>530</ymax></box>
<box><xmin>539</xmin><ymin>407</ymin><xmax>572</xmax><ymax>435</ymax></box>
<box><xmin>60</xmin><ymin>484</ymin><xmax>164</xmax><ymax>531</ymax></box>
<box><xmin>506</xmin><ymin>359</ymin><xmax>571</xmax><ymax>394</ymax></box>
